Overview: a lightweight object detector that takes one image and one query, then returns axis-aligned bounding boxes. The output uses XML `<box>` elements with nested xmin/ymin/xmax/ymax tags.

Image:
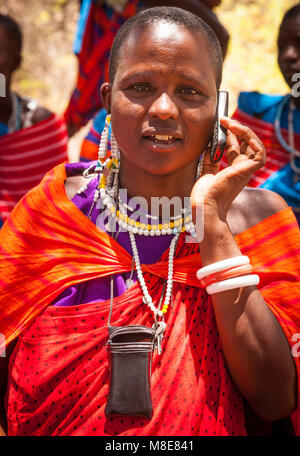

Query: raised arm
<box><xmin>190</xmin><ymin>117</ymin><xmax>297</xmax><ymax>421</ymax></box>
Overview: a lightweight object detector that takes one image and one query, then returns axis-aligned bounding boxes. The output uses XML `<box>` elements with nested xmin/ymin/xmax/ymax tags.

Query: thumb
<box><xmin>200</xmin><ymin>147</ymin><xmax>220</xmax><ymax>176</ymax></box>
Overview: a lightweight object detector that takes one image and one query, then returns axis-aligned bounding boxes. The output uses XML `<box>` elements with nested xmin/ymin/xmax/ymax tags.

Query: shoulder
<box><xmin>227</xmin><ymin>187</ymin><xmax>288</xmax><ymax>235</ymax></box>
<box><xmin>238</xmin><ymin>91</ymin><xmax>283</xmax><ymax>117</ymax></box>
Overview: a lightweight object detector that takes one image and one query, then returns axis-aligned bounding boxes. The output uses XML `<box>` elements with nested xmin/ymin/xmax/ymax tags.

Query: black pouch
<box><xmin>104</xmin><ymin>324</ymin><xmax>155</xmax><ymax>419</ymax></box>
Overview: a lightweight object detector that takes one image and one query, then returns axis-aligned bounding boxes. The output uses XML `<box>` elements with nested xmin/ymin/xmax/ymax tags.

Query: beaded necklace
<box><xmin>97</xmin><ymin>159</ymin><xmax>197</xmax><ymax>237</ymax></box>
<box><xmin>274</xmin><ymin>94</ymin><xmax>300</xmax><ymax>181</ymax></box>
<box><xmin>78</xmin><ymin>158</ymin><xmax>198</xmax><ymax>350</ymax></box>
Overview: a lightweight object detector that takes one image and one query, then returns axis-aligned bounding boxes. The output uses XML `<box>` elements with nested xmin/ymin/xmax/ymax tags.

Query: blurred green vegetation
<box><xmin>0</xmin><ymin>0</ymin><xmax>299</xmax><ymax>118</ymax></box>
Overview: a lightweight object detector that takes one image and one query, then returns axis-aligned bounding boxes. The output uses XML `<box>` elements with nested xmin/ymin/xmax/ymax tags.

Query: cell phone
<box><xmin>210</xmin><ymin>90</ymin><xmax>229</xmax><ymax>163</ymax></box>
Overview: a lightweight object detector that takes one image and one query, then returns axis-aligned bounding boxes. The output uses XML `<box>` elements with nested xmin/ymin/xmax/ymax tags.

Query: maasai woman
<box><xmin>0</xmin><ymin>15</ymin><xmax>68</xmax><ymax>227</ymax></box>
<box><xmin>0</xmin><ymin>7</ymin><xmax>299</xmax><ymax>437</ymax></box>
<box><xmin>231</xmin><ymin>4</ymin><xmax>300</xmax><ymax>225</ymax></box>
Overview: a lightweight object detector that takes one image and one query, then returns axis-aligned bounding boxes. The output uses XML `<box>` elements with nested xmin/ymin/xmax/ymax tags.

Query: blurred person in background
<box><xmin>0</xmin><ymin>14</ymin><xmax>68</xmax><ymax>228</ymax></box>
<box><xmin>65</xmin><ymin>0</ymin><xmax>229</xmax><ymax>161</ymax></box>
<box><xmin>230</xmin><ymin>4</ymin><xmax>300</xmax><ymax>225</ymax></box>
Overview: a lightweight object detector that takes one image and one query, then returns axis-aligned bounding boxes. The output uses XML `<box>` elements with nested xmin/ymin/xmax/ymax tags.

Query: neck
<box><xmin>119</xmin><ymin>157</ymin><xmax>198</xmax><ymax>216</ymax></box>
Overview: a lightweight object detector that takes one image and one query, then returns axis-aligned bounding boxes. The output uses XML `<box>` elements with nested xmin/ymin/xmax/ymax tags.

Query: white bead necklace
<box><xmin>274</xmin><ymin>95</ymin><xmax>300</xmax><ymax>180</ymax></box>
<box><xmin>128</xmin><ymin>230</ymin><xmax>180</xmax><ymax>320</ymax></box>
<box><xmin>118</xmin><ymin>196</ymin><xmax>188</xmax><ymax>222</ymax></box>
<box><xmin>99</xmin><ymin>177</ymin><xmax>197</xmax><ymax>237</ymax></box>
<box><xmin>118</xmin><ymin>197</ymin><xmax>159</xmax><ymax>220</ymax></box>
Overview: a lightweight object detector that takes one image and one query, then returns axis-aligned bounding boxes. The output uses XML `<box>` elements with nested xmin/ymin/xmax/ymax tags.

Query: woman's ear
<box><xmin>100</xmin><ymin>82</ymin><xmax>112</xmax><ymax>113</ymax></box>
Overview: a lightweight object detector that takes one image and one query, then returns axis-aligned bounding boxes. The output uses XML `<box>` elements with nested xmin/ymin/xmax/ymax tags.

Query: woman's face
<box><xmin>101</xmin><ymin>22</ymin><xmax>217</xmax><ymax>177</ymax></box>
<box><xmin>278</xmin><ymin>16</ymin><xmax>300</xmax><ymax>89</ymax></box>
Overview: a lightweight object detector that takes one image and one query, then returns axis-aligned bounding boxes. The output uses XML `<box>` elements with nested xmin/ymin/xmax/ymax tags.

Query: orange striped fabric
<box><xmin>0</xmin><ymin>163</ymin><xmax>299</xmax><ymax>431</ymax></box>
<box><xmin>0</xmin><ymin>114</ymin><xmax>68</xmax><ymax>222</ymax></box>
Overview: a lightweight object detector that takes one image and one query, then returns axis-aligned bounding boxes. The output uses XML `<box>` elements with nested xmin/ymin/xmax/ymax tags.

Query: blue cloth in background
<box><xmin>238</xmin><ymin>91</ymin><xmax>300</xmax><ymax>132</ymax></box>
<box><xmin>237</xmin><ymin>91</ymin><xmax>300</xmax><ymax>220</ymax></box>
<box><xmin>73</xmin><ymin>0</ymin><xmax>93</xmax><ymax>54</ymax></box>
<box><xmin>0</xmin><ymin>122</ymin><xmax>9</xmax><ymax>136</ymax></box>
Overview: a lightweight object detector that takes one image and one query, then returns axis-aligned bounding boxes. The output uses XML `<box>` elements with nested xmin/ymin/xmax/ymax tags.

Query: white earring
<box><xmin>95</xmin><ymin>114</ymin><xmax>111</xmax><ymax>171</ymax></box>
<box><xmin>110</xmin><ymin>129</ymin><xmax>120</xmax><ymax>160</ymax></box>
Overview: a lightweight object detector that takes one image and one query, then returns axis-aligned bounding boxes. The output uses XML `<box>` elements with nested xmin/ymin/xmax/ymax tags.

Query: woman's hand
<box><xmin>190</xmin><ymin>116</ymin><xmax>266</xmax><ymax>221</ymax></box>
<box><xmin>190</xmin><ymin>119</ymin><xmax>297</xmax><ymax>423</ymax></box>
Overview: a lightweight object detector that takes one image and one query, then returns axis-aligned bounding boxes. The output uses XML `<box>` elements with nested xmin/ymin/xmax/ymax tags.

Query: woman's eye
<box><xmin>180</xmin><ymin>87</ymin><xmax>199</xmax><ymax>96</ymax></box>
<box><xmin>130</xmin><ymin>83</ymin><xmax>151</xmax><ymax>92</ymax></box>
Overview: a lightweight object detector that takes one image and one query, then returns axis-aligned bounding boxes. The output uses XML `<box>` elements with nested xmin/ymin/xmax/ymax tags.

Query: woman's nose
<box><xmin>148</xmin><ymin>92</ymin><xmax>179</xmax><ymax>120</ymax></box>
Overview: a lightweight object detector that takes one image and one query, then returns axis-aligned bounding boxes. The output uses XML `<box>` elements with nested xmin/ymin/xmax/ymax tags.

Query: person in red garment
<box><xmin>0</xmin><ymin>7</ymin><xmax>299</xmax><ymax>436</ymax></box>
<box><xmin>230</xmin><ymin>4</ymin><xmax>300</xmax><ymax>225</ymax></box>
<box><xmin>0</xmin><ymin>14</ymin><xmax>68</xmax><ymax>227</ymax></box>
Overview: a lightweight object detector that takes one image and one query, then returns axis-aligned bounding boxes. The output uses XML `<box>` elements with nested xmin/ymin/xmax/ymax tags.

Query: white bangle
<box><xmin>196</xmin><ymin>256</ymin><xmax>250</xmax><ymax>280</ymax></box>
<box><xmin>206</xmin><ymin>274</ymin><xmax>260</xmax><ymax>295</ymax></box>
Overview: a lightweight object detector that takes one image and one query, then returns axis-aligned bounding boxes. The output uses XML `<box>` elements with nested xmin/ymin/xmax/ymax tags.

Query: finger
<box><xmin>231</xmin><ymin>137</ymin><xmax>266</xmax><ymax>174</ymax></box>
<box><xmin>240</xmin><ymin>139</ymin><xmax>248</xmax><ymax>156</ymax></box>
<box><xmin>248</xmin><ymin>137</ymin><xmax>266</xmax><ymax>165</ymax></box>
<box><xmin>221</xmin><ymin>116</ymin><xmax>266</xmax><ymax>165</ymax></box>
<box><xmin>200</xmin><ymin>147</ymin><xmax>220</xmax><ymax>176</ymax></box>
<box><xmin>220</xmin><ymin>116</ymin><xmax>263</xmax><ymax>146</ymax></box>
<box><xmin>226</xmin><ymin>129</ymin><xmax>240</xmax><ymax>165</ymax></box>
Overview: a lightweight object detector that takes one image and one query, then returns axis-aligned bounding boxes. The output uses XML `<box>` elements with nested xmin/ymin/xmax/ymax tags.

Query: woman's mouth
<box><xmin>142</xmin><ymin>135</ymin><xmax>181</xmax><ymax>151</ymax></box>
<box><xmin>141</xmin><ymin>129</ymin><xmax>182</xmax><ymax>151</ymax></box>
<box><xmin>148</xmin><ymin>134</ymin><xmax>177</xmax><ymax>144</ymax></box>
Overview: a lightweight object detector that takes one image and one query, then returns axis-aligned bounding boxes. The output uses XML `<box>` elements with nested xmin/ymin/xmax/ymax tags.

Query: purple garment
<box><xmin>53</xmin><ymin>162</ymin><xmax>174</xmax><ymax>307</ymax></box>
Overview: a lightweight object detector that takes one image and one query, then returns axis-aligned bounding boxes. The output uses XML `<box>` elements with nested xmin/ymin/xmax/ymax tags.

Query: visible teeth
<box><xmin>154</xmin><ymin>135</ymin><xmax>174</xmax><ymax>141</ymax></box>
